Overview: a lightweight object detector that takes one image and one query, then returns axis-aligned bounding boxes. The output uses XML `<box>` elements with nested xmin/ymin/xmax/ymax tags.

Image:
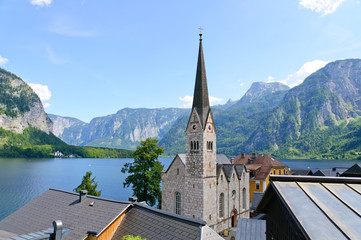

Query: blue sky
<box><xmin>1</xmin><ymin>0</ymin><xmax>360</xmax><ymax>122</ymax></box>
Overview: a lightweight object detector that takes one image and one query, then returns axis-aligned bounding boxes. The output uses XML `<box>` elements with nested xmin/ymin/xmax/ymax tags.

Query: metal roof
<box><xmin>235</xmin><ymin>219</ymin><xmax>266</xmax><ymax>240</ymax></box>
<box><xmin>257</xmin><ymin>175</ymin><xmax>361</xmax><ymax>239</ymax></box>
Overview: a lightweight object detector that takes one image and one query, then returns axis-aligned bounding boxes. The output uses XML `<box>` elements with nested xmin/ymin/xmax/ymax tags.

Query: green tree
<box><xmin>74</xmin><ymin>171</ymin><xmax>102</xmax><ymax>196</ymax></box>
<box><xmin>121</xmin><ymin>138</ymin><xmax>164</xmax><ymax>207</ymax></box>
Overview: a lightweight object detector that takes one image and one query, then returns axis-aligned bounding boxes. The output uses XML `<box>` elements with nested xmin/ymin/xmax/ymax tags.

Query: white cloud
<box><xmin>46</xmin><ymin>46</ymin><xmax>66</xmax><ymax>64</ymax></box>
<box><xmin>299</xmin><ymin>0</ymin><xmax>345</xmax><ymax>15</ymax></box>
<box><xmin>179</xmin><ymin>95</ymin><xmax>223</xmax><ymax>108</ymax></box>
<box><xmin>28</xmin><ymin>83</ymin><xmax>52</xmax><ymax>108</ymax></box>
<box><xmin>30</xmin><ymin>0</ymin><xmax>52</xmax><ymax>7</ymax></box>
<box><xmin>43</xmin><ymin>103</ymin><xmax>51</xmax><ymax>108</ymax></box>
<box><xmin>283</xmin><ymin>60</ymin><xmax>329</xmax><ymax>87</ymax></box>
<box><xmin>0</xmin><ymin>56</ymin><xmax>8</xmax><ymax>66</ymax></box>
<box><xmin>267</xmin><ymin>76</ymin><xmax>275</xmax><ymax>82</ymax></box>
<box><xmin>239</xmin><ymin>82</ymin><xmax>244</xmax><ymax>87</ymax></box>
<box><xmin>50</xmin><ymin>17</ymin><xmax>97</xmax><ymax>37</ymax></box>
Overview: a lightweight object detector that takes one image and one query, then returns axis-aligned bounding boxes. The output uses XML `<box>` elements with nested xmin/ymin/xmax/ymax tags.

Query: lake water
<box><xmin>1</xmin><ymin>157</ymin><xmax>361</xmax><ymax>221</ymax></box>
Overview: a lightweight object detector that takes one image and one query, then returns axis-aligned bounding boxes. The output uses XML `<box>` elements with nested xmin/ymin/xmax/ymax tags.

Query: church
<box><xmin>161</xmin><ymin>32</ymin><xmax>250</xmax><ymax>232</ymax></box>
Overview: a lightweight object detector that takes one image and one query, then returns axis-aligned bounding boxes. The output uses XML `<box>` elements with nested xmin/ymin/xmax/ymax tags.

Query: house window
<box><xmin>219</xmin><ymin>193</ymin><xmax>224</xmax><ymax>217</ymax></box>
<box><xmin>273</xmin><ymin>170</ymin><xmax>276</xmax><ymax>174</ymax></box>
<box><xmin>283</xmin><ymin>169</ymin><xmax>286</xmax><ymax>174</ymax></box>
<box><xmin>175</xmin><ymin>192</ymin><xmax>181</xmax><ymax>215</ymax></box>
<box><xmin>279</xmin><ymin>169</ymin><xmax>281</xmax><ymax>174</ymax></box>
<box><xmin>242</xmin><ymin>188</ymin><xmax>246</xmax><ymax>209</ymax></box>
<box><xmin>256</xmin><ymin>181</ymin><xmax>260</xmax><ymax>190</ymax></box>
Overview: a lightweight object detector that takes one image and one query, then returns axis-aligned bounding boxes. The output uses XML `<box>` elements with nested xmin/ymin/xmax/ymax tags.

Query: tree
<box><xmin>121</xmin><ymin>138</ymin><xmax>164</xmax><ymax>206</ymax></box>
<box><xmin>74</xmin><ymin>171</ymin><xmax>102</xmax><ymax>196</ymax></box>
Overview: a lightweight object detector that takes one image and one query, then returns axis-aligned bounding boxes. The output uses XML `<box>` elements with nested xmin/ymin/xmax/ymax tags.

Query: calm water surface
<box><xmin>1</xmin><ymin>157</ymin><xmax>360</xmax><ymax>220</ymax></box>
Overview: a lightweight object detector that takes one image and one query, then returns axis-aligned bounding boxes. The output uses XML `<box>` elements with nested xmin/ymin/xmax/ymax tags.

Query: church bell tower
<box><xmin>184</xmin><ymin>31</ymin><xmax>217</xmax><ymax>227</ymax></box>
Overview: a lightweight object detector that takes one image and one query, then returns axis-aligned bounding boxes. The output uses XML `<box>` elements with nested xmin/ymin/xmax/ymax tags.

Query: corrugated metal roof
<box><xmin>257</xmin><ymin>176</ymin><xmax>361</xmax><ymax>240</ymax></box>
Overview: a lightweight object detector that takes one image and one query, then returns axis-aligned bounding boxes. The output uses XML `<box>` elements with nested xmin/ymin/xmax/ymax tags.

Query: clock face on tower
<box><xmin>190</xmin><ymin>123</ymin><xmax>198</xmax><ymax>133</ymax></box>
<box><xmin>206</xmin><ymin>123</ymin><xmax>213</xmax><ymax>133</ymax></box>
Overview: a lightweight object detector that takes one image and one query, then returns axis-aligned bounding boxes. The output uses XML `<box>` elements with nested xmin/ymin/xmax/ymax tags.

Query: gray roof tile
<box><xmin>0</xmin><ymin>189</ymin><xmax>129</xmax><ymax>240</ymax></box>
<box><xmin>112</xmin><ymin>204</ymin><xmax>204</xmax><ymax>240</ymax></box>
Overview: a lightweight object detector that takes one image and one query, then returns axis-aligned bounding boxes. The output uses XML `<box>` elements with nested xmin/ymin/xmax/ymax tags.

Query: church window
<box><xmin>232</xmin><ymin>190</ymin><xmax>236</xmax><ymax>200</ymax></box>
<box><xmin>207</xmin><ymin>141</ymin><xmax>213</xmax><ymax>151</ymax></box>
<box><xmin>219</xmin><ymin>193</ymin><xmax>225</xmax><ymax>217</ymax></box>
<box><xmin>175</xmin><ymin>192</ymin><xmax>181</xmax><ymax>215</ymax></box>
<box><xmin>242</xmin><ymin>188</ymin><xmax>246</xmax><ymax>209</ymax></box>
<box><xmin>193</xmin><ymin>184</ymin><xmax>195</xmax><ymax>189</ymax></box>
<box><xmin>209</xmin><ymin>214</ymin><xmax>212</xmax><ymax>220</ymax></box>
<box><xmin>221</xmin><ymin>175</ymin><xmax>223</xmax><ymax>181</ymax></box>
<box><xmin>233</xmin><ymin>173</ymin><xmax>235</xmax><ymax>179</ymax></box>
<box><xmin>177</xmin><ymin>168</ymin><xmax>179</xmax><ymax>175</ymax></box>
<box><xmin>190</xmin><ymin>141</ymin><xmax>193</xmax><ymax>150</ymax></box>
<box><xmin>196</xmin><ymin>141</ymin><xmax>199</xmax><ymax>150</ymax></box>
<box><xmin>210</xmin><ymin>184</ymin><xmax>211</xmax><ymax>189</ymax></box>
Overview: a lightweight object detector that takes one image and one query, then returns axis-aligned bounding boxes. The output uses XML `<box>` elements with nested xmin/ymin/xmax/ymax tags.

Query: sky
<box><xmin>1</xmin><ymin>0</ymin><xmax>361</xmax><ymax>122</ymax></box>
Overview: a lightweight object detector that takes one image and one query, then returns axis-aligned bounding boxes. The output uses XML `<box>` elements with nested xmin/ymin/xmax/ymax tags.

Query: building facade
<box><xmin>162</xmin><ymin>33</ymin><xmax>250</xmax><ymax>232</ymax></box>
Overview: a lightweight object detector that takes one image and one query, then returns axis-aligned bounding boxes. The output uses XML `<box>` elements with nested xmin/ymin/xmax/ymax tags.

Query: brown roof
<box><xmin>232</xmin><ymin>154</ymin><xmax>287</xmax><ymax>181</ymax></box>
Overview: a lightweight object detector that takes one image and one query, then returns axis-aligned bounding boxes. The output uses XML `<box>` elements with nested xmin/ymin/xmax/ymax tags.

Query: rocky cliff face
<box><xmin>50</xmin><ymin>108</ymin><xmax>188</xmax><ymax>149</ymax></box>
<box><xmin>0</xmin><ymin>68</ymin><xmax>52</xmax><ymax>134</ymax></box>
<box><xmin>246</xmin><ymin>59</ymin><xmax>361</xmax><ymax>152</ymax></box>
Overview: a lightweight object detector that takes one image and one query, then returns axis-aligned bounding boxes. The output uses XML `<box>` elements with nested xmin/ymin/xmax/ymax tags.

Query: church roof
<box><xmin>191</xmin><ymin>34</ymin><xmax>211</xmax><ymax>130</ymax></box>
<box><xmin>216</xmin><ymin>164</ymin><xmax>246</xmax><ymax>182</ymax></box>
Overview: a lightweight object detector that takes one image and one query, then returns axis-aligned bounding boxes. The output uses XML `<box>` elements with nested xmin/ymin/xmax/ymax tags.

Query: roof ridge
<box><xmin>133</xmin><ymin>202</ymin><xmax>206</xmax><ymax>226</ymax></box>
<box><xmin>48</xmin><ymin>188</ymin><xmax>131</xmax><ymax>204</ymax></box>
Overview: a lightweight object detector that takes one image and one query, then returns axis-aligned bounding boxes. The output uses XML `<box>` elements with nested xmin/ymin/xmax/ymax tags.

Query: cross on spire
<box><xmin>198</xmin><ymin>26</ymin><xmax>203</xmax><ymax>39</ymax></box>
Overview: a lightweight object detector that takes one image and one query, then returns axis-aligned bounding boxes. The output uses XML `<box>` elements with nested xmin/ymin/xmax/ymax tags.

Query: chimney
<box><xmin>129</xmin><ymin>196</ymin><xmax>138</xmax><ymax>202</ymax></box>
<box><xmin>252</xmin><ymin>152</ymin><xmax>257</xmax><ymax>160</ymax></box>
<box><xmin>52</xmin><ymin>220</ymin><xmax>63</xmax><ymax>240</ymax></box>
<box><xmin>79</xmin><ymin>190</ymin><xmax>87</xmax><ymax>202</ymax></box>
<box><xmin>241</xmin><ymin>152</ymin><xmax>245</xmax><ymax>158</ymax></box>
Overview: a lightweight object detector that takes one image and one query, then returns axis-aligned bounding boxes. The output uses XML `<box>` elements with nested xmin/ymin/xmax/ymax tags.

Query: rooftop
<box><xmin>257</xmin><ymin>175</ymin><xmax>361</xmax><ymax>239</ymax></box>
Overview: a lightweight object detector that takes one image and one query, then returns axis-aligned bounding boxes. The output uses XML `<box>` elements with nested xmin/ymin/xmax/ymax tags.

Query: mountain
<box><xmin>0</xmin><ymin>68</ymin><xmax>132</xmax><ymax>158</ymax></box>
<box><xmin>49</xmin><ymin>59</ymin><xmax>361</xmax><ymax>159</ymax></box>
<box><xmin>245</xmin><ymin>59</ymin><xmax>361</xmax><ymax>159</ymax></box>
<box><xmin>50</xmin><ymin>108</ymin><xmax>188</xmax><ymax>150</ymax></box>
<box><xmin>0</xmin><ymin>68</ymin><xmax>52</xmax><ymax>134</ymax></box>
<box><xmin>48</xmin><ymin>114</ymin><xmax>88</xmax><ymax>146</ymax></box>
<box><xmin>159</xmin><ymin>82</ymin><xmax>290</xmax><ymax>155</ymax></box>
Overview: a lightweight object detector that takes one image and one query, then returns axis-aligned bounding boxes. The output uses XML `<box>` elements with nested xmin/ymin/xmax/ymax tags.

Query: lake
<box><xmin>1</xmin><ymin>157</ymin><xmax>360</xmax><ymax>221</ymax></box>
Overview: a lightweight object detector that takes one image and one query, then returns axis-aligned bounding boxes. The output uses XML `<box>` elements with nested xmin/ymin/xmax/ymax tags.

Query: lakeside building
<box><xmin>161</xmin><ymin>33</ymin><xmax>250</xmax><ymax>232</ymax></box>
<box><xmin>256</xmin><ymin>175</ymin><xmax>361</xmax><ymax>239</ymax></box>
<box><xmin>0</xmin><ymin>189</ymin><xmax>222</xmax><ymax>240</ymax></box>
<box><xmin>231</xmin><ymin>153</ymin><xmax>289</xmax><ymax>202</ymax></box>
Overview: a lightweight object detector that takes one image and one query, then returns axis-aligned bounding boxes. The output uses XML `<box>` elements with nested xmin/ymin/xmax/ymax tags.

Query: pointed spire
<box><xmin>192</xmin><ymin>31</ymin><xmax>210</xmax><ymax>129</ymax></box>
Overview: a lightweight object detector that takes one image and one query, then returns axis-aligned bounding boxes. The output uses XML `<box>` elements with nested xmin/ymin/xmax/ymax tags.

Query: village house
<box><xmin>161</xmin><ymin>32</ymin><xmax>250</xmax><ymax>232</ymax></box>
<box><xmin>231</xmin><ymin>153</ymin><xmax>289</xmax><ymax>202</ymax></box>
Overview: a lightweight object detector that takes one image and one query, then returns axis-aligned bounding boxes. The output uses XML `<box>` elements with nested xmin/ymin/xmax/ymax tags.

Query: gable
<box><xmin>164</xmin><ymin>154</ymin><xmax>185</xmax><ymax>173</ymax></box>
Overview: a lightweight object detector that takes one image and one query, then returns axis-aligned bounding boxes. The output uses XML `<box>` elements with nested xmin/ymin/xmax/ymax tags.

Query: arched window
<box><xmin>190</xmin><ymin>141</ymin><xmax>193</xmax><ymax>150</ymax></box>
<box><xmin>242</xmin><ymin>188</ymin><xmax>246</xmax><ymax>209</ymax></box>
<box><xmin>196</xmin><ymin>141</ymin><xmax>199</xmax><ymax>149</ymax></box>
<box><xmin>219</xmin><ymin>193</ymin><xmax>224</xmax><ymax>217</ymax></box>
<box><xmin>175</xmin><ymin>192</ymin><xmax>181</xmax><ymax>214</ymax></box>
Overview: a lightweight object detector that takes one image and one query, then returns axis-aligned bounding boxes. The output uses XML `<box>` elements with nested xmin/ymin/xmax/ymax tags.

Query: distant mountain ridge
<box><xmin>50</xmin><ymin>59</ymin><xmax>361</xmax><ymax>160</ymax></box>
<box><xmin>49</xmin><ymin>108</ymin><xmax>188</xmax><ymax>150</ymax></box>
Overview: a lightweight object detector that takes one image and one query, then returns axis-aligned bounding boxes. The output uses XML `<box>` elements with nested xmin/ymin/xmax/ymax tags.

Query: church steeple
<box><xmin>192</xmin><ymin>31</ymin><xmax>210</xmax><ymax>130</ymax></box>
